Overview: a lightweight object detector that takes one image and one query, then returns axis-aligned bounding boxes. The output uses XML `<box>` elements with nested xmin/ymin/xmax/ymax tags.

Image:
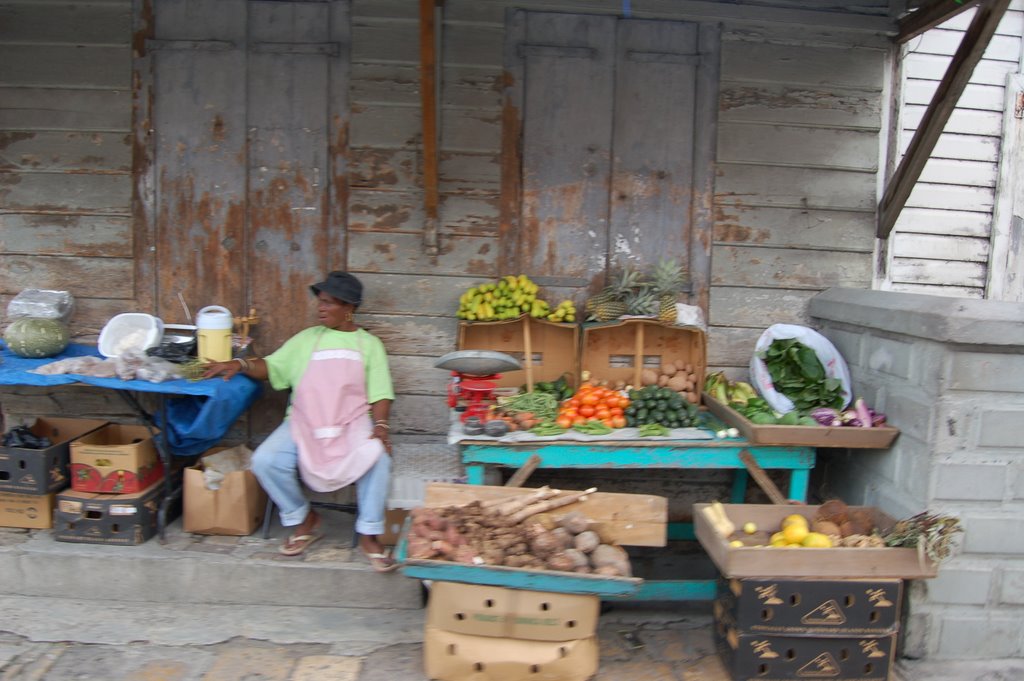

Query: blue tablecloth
<box><xmin>0</xmin><ymin>343</ymin><xmax>262</xmax><ymax>456</ymax></box>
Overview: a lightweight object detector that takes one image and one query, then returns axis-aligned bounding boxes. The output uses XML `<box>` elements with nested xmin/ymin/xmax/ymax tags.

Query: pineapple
<box><xmin>586</xmin><ymin>266</ymin><xmax>644</xmax><ymax>321</ymax></box>
<box><xmin>625</xmin><ymin>287</ymin><xmax>657</xmax><ymax>316</ymax></box>
<box><xmin>651</xmin><ymin>258</ymin><xmax>687</xmax><ymax>324</ymax></box>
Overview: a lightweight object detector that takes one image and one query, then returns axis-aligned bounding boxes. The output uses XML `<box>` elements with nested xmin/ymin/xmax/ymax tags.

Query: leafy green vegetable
<box><xmin>759</xmin><ymin>338</ymin><xmax>844</xmax><ymax>411</ymax></box>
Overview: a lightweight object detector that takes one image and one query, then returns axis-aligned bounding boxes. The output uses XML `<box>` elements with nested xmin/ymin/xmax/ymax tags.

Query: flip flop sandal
<box><xmin>280</xmin><ymin>531</ymin><xmax>323</xmax><ymax>556</ymax></box>
<box><xmin>359</xmin><ymin>547</ymin><xmax>399</xmax><ymax>573</ymax></box>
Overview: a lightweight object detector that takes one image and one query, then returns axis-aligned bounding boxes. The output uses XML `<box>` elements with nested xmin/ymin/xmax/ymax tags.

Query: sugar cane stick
<box><xmin>508</xmin><ymin>487</ymin><xmax>598</xmax><ymax>524</ymax></box>
<box><xmin>493</xmin><ymin>487</ymin><xmax>561</xmax><ymax>516</ymax></box>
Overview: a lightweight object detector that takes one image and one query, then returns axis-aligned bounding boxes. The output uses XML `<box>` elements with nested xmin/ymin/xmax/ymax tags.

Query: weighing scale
<box><xmin>434</xmin><ymin>350</ymin><xmax>522</xmax><ymax>422</ymax></box>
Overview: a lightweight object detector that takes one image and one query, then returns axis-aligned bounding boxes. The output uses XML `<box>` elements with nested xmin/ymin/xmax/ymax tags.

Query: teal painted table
<box><xmin>457</xmin><ymin>437</ymin><xmax>815</xmax><ymax>601</ymax></box>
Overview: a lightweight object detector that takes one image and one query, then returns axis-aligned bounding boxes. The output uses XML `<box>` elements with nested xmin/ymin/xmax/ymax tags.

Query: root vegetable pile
<box><xmin>407</xmin><ymin>487</ymin><xmax>632</xmax><ymax>577</ymax></box>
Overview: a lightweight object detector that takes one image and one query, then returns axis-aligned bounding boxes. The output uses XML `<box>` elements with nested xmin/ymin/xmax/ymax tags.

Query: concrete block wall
<box><xmin>808</xmin><ymin>288</ymin><xmax>1024</xmax><ymax>660</ymax></box>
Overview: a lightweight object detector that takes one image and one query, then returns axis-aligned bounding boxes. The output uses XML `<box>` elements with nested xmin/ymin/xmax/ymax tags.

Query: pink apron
<box><xmin>290</xmin><ymin>331</ymin><xmax>385</xmax><ymax>493</ymax></box>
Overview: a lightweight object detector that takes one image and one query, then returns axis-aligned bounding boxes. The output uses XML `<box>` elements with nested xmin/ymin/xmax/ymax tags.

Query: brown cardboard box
<box><xmin>70</xmin><ymin>423</ymin><xmax>163</xmax><ymax>494</ymax></box>
<box><xmin>457</xmin><ymin>316</ymin><xmax>579</xmax><ymax>389</ymax></box>
<box><xmin>379</xmin><ymin>508</ymin><xmax>410</xmax><ymax>546</ymax></box>
<box><xmin>581</xmin><ymin>318</ymin><xmax>706</xmax><ymax>391</ymax></box>
<box><xmin>715</xmin><ymin>577</ymin><xmax>903</xmax><ymax>636</ymax></box>
<box><xmin>716</xmin><ymin>621</ymin><xmax>896</xmax><ymax>681</ymax></box>
<box><xmin>0</xmin><ymin>417</ymin><xmax>107</xmax><ymax>494</ymax></box>
<box><xmin>424</xmin><ymin>626</ymin><xmax>598</xmax><ymax>681</ymax></box>
<box><xmin>703</xmin><ymin>393</ymin><xmax>900</xmax><ymax>448</ymax></box>
<box><xmin>0</xmin><ymin>491</ymin><xmax>55</xmax><ymax>529</ymax></box>
<box><xmin>694</xmin><ymin>503</ymin><xmax>938</xmax><ymax>579</ymax></box>
<box><xmin>183</xmin><ymin>448</ymin><xmax>267</xmax><ymax>536</ymax></box>
<box><xmin>428</xmin><ymin>581</ymin><xmax>599</xmax><ymax>642</ymax></box>
<box><xmin>54</xmin><ymin>479</ymin><xmax>163</xmax><ymax>545</ymax></box>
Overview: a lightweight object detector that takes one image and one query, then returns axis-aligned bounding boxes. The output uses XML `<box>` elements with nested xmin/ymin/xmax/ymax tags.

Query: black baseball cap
<box><xmin>310</xmin><ymin>271</ymin><xmax>363</xmax><ymax>305</ymax></box>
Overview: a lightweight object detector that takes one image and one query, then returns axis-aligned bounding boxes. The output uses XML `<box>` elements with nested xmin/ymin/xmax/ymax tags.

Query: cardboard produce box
<box><xmin>715</xmin><ymin>577</ymin><xmax>902</xmax><ymax>636</ymax></box>
<box><xmin>0</xmin><ymin>417</ymin><xmax>107</xmax><ymax>494</ymax></box>
<box><xmin>694</xmin><ymin>503</ymin><xmax>938</xmax><ymax>579</ymax></box>
<box><xmin>0</xmin><ymin>491</ymin><xmax>55</xmax><ymax>529</ymax></box>
<box><xmin>428</xmin><ymin>581</ymin><xmax>599</xmax><ymax>642</ymax></box>
<box><xmin>54</xmin><ymin>479</ymin><xmax>163</xmax><ymax>545</ymax></box>
<box><xmin>457</xmin><ymin>316</ymin><xmax>579</xmax><ymax>389</ymax></box>
<box><xmin>581</xmin><ymin>318</ymin><xmax>705</xmax><ymax>391</ymax></box>
<box><xmin>424</xmin><ymin>626</ymin><xmax>598</xmax><ymax>681</ymax></box>
<box><xmin>183</xmin><ymin>446</ymin><xmax>267</xmax><ymax>536</ymax></box>
<box><xmin>70</xmin><ymin>423</ymin><xmax>164</xmax><ymax>494</ymax></box>
<box><xmin>716</xmin><ymin>621</ymin><xmax>896</xmax><ymax>681</ymax></box>
<box><xmin>703</xmin><ymin>393</ymin><xmax>900</xmax><ymax>448</ymax></box>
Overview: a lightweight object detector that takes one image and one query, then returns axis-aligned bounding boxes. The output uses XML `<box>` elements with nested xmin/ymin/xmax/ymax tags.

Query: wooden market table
<box><xmin>455</xmin><ymin>435</ymin><xmax>815</xmax><ymax>601</ymax></box>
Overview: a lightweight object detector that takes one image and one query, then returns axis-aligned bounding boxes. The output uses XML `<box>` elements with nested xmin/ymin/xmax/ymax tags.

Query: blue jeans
<box><xmin>251</xmin><ymin>419</ymin><xmax>390</xmax><ymax>536</ymax></box>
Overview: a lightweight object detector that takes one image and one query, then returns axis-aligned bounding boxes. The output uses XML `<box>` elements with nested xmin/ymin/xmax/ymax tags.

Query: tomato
<box><xmin>580</xmin><ymin>393</ymin><xmax>599</xmax><ymax>406</ymax></box>
<box><xmin>556</xmin><ymin>415</ymin><xmax>573</xmax><ymax>429</ymax></box>
<box><xmin>611</xmin><ymin>415</ymin><xmax>627</xmax><ymax>428</ymax></box>
<box><xmin>561</xmin><ymin>408</ymin><xmax>578</xmax><ymax>420</ymax></box>
<box><xmin>600</xmin><ymin>418</ymin><xmax>615</xmax><ymax>428</ymax></box>
<box><xmin>609</xmin><ymin>406</ymin><xmax>624</xmax><ymax>417</ymax></box>
<box><xmin>572</xmin><ymin>416</ymin><xmax>588</xmax><ymax>426</ymax></box>
<box><xmin>604</xmin><ymin>395</ymin><xmax>620</xmax><ymax>409</ymax></box>
<box><xmin>565</xmin><ymin>397</ymin><xmax>580</xmax><ymax>409</ymax></box>
<box><xmin>578</xmin><ymin>405</ymin><xmax>596</xmax><ymax>418</ymax></box>
<box><xmin>595</xmin><ymin>408</ymin><xmax>611</xmax><ymax>421</ymax></box>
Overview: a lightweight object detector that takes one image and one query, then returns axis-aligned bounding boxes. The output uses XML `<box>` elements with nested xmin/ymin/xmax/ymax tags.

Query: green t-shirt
<box><xmin>264</xmin><ymin>326</ymin><xmax>395</xmax><ymax>404</ymax></box>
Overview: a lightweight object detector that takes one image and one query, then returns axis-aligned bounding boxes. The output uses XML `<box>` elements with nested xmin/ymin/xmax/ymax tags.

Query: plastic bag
<box><xmin>2</xmin><ymin>425</ymin><xmax>52</xmax><ymax>449</ymax></box>
<box><xmin>6</xmin><ymin>289</ymin><xmax>75</xmax><ymax>323</ymax></box>
<box><xmin>201</xmin><ymin>444</ymin><xmax>254</xmax><ymax>490</ymax></box>
<box><xmin>135</xmin><ymin>356</ymin><xmax>184</xmax><ymax>383</ymax></box>
<box><xmin>30</xmin><ymin>356</ymin><xmax>104</xmax><ymax>376</ymax></box>
<box><xmin>749</xmin><ymin>323</ymin><xmax>852</xmax><ymax>414</ymax></box>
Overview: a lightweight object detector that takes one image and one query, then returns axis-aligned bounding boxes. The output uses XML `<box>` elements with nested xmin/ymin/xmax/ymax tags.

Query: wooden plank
<box><xmin>352</xmin><ymin>63</ymin><xmax>503</xmax><ymax>109</ymax></box>
<box><xmin>903</xmin><ymin>52</ymin><xmax>1018</xmax><ymax>87</ymax></box>
<box><xmin>347</xmin><ymin>231</ymin><xmax>498</xmax><ymax>275</ymax></box>
<box><xmin>0</xmin><ymin>87</ymin><xmax>131</xmax><ymax>130</ymax></box>
<box><xmin>888</xmin><ymin>281</ymin><xmax>985</xmax><ymax>297</ymax></box>
<box><xmin>357</xmin><ymin>272</ymin><xmax>483</xmax><ymax>315</ymax></box>
<box><xmin>894</xmin><ymin>206</ymin><xmax>993</xmax><ymax>236</ymax></box>
<box><xmin>440</xmin><ymin>151</ymin><xmax>501</xmax><ymax>192</ymax></box>
<box><xmin>717</xmin><ymin>122</ymin><xmax>879</xmax><ymax>171</ymax></box>
<box><xmin>715</xmin><ymin>164</ymin><xmax>878</xmax><ymax>211</ymax></box>
<box><xmin>350</xmin><ymin>19</ymin><xmax>420</xmax><ymax>63</ymax></box>
<box><xmin>714</xmin><ymin>205</ymin><xmax>875</xmax><ymax>251</ymax></box>
<box><xmin>691</xmin><ymin>22</ymin><xmax>722</xmax><ymax>316</ymax></box>
<box><xmin>0</xmin><ymin>1</ymin><xmax>130</xmax><ymax>43</ymax></box>
<box><xmin>0</xmin><ymin>255</ymin><xmax>133</xmax><ymax>298</ymax></box>
<box><xmin>516</xmin><ymin>12</ymin><xmax>616</xmax><ymax>280</ymax></box>
<box><xmin>608</xmin><ymin>18</ymin><xmax>698</xmax><ymax>271</ymax></box>
<box><xmin>349</xmin><ymin>103</ymin><xmax>421</xmax><ymax>148</ymax></box>
<box><xmin>0</xmin><ymin>172</ymin><xmax>129</xmax><ymax>212</ymax></box>
<box><xmin>903</xmin><ymin>79</ymin><xmax>1005</xmax><ymax>111</ymax></box>
<box><xmin>349</xmin><ymin>148</ymin><xmax>420</xmax><ymax>190</ymax></box>
<box><xmin>0</xmin><ymin>45</ymin><xmax>129</xmax><ymax>88</ymax></box>
<box><xmin>359</xmin><ymin>313</ymin><xmax>458</xmax><ymax>356</ymax></box>
<box><xmin>904</xmin><ymin>182</ymin><xmax>996</xmax><ymax>211</ymax></box>
<box><xmin>988</xmin><ymin>73</ymin><xmax>1024</xmax><ymax>301</ymax></box>
<box><xmin>0</xmin><ymin>131</ymin><xmax>130</xmax><ymax>171</ymax></box>
<box><xmin>900</xmin><ymin>131</ymin><xmax>1001</xmax><ymax>162</ymax></box>
<box><xmin>892</xmin><ymin>233</ymin><xmax>990</xmax><ymax>261</ymax></box>
<box><xmin>387</xmin><ymin>354</ymin><xmax>450</xmax><ymax>395</ymax></box>
<box><xmin>419</xmin><ymin>0</ymin><xmax>441</xmax><ymax>256</ymax></box>
<box><xmin>890</xmin><ymin>257</ymin><xmax>988</xmax><ymax>285</ymax></box>
<box><xmin>440</xmin><ymin>108</ymin><xmax>502</xmax><ymax>153</ymax></box>
<box><xmin>914</xmin><ymin>158</ymin><xmax>998</xmax><ymax>187</ymax></box>
<box><xmin>721</xmin><ymin>42</ymin><xmax>886</xmax><ymax>89</ymax></box>
<box><xmin>937</xmin><ymin>5</ymin><xmax>1024</xmax><ymax>33</ymax></box>
<box><xmin>392</xmin><ymin>393</ymin><xmax>450</xmax><ymax>435</ymax></box>
<box><xmin>878</xmin><ymin>0</ymin><xmax>1013</xmax><ymax>238</ymax></box>
<box><xmin>2</xmin><ymin>214</ymin><xmax>132</xmax><ymax>257</ymax></box>
<box><xmin>902</xmin><ymin>103</ymin><xmax>1004</xmax><ymax>135</ymax></box>
<box><xmin>349</xmin><ymin>190</ymin><xmax>500</xmax><ymax>235</ymax></box>
<box><xmin>709</xmin><ymin>287</ymin><xmax>818</xmax><ymax>328</ymax></box>
<box><xmin>718</xmin><ymin>83</ymin><xmax>882</xmax><ymax>129</ymax></box>
<box><xmin>909</xmin><ymin>25</ymin><xmax>1020</xmax><ymax>59</ymax></box>
<box><xmin>710</xmin><ymin>245</ymin><xmax>873</xmax><ymax>290</ymax></box>
<box><xmin>706</xmin><ymin>325</ymin><xmax>772</xmax><ymax>370</ymax></box>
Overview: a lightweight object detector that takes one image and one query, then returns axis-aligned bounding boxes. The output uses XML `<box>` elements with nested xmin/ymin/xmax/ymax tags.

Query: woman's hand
<box><xmin>372</xmin><ymin>423</ymin><xmax>392</xmax><ymax>455</ymax></box>
<box><xmin>201</xmin><ymin>359</ymin><xmax>243</xmax><ymax>381</ymax></box>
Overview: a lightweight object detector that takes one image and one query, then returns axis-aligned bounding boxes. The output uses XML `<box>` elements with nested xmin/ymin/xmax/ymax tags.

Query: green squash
<box><xmin>3</xmin><ymin>317</ymin><xmax>71</xmax><ymax>358</ymax></box>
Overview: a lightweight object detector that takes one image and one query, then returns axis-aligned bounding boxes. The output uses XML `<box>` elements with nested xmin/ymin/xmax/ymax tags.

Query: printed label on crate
<box><xmin>109</xmin><ymin>505</ymin><xmax>138</xmax><ymax>516</ymax></box>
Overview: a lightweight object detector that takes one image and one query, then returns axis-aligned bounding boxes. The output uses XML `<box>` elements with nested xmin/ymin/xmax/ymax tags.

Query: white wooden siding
<box><xmin>888</xmin><ymin>3</ymin><xmax>1024</xmax><ymax>298</ymax></box>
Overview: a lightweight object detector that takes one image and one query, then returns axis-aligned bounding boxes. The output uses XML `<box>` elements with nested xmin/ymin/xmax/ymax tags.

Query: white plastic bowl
<box><xmin>98</xmin><ymin>313</ymin><xmax>164</xmax><ymax>358</ymax></box>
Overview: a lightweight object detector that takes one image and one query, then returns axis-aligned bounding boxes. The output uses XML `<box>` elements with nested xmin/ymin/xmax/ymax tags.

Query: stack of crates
<box><xmin>0</xmin><ymin>417</ymin><xmax>106</xmax><ymax>530</ymax></box>
<box><xmin>714</xmin><ymin>576</ymin><xmax>903</xmax><ymax>681</ymax></box>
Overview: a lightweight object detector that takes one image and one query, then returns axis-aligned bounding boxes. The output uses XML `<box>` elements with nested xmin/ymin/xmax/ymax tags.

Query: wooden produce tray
<box><xmin>702</xmin><ymin>393</ymin><xmax>899</xmax><ymax>449</ymax></box>
<box><xmin>397</xmin><ymin>483</ymin><xmax>668</xmax><ymax>597</ymax></box>
<box><xmin>581</xmin><ymin>319</ymin><xmax>706</xmax><ymax>390</ymax></box>
<box><xmin>694</xmin><ymin>503</ymin><xmax>938</xmax><ymax>579</ymax></box>
<box><xmin>457</xmin><ymin>316</ymin><xmax>578</xmax><ymax>390</ymax></box>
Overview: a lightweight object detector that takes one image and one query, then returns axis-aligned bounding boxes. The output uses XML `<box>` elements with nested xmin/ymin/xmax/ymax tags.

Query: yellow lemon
<box><xmin>743</xmin><ymin>522</ymin><xmax>757</xmax><ymax>535</ymax></box>
<box><xmin>729</xmin><ymin>540</ymin><xmax>745</xmax><ymax>548</ymax></box>
<box><xmin>801</xmin><ymin>532</ymin><xmax>833</xmax><ymax>548</ymax></box>
<box><xmin>781</xmin><ymin>523</ymin><xmax>809</xmax><ymax>545</ymax></box>
<box><xmin>781</xmin><ymin>514</ymin><xmax>809</xmax><ymax>529</ymax></box>
<box><xmin>769</xmin><ymin>531</ymin><xmax>788</xmax><ymax>547</ymax></box>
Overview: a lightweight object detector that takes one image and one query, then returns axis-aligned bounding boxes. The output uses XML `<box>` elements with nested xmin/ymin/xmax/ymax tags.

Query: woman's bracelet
<box><xmin>233</xmin><ymin>357</ymin><xmax>250</xmax><ymax>371</ymax></box>
<box><xmin>373</xmin><ymin>420</ymin><xmax>390</xmax><ymax>430</ymax></box>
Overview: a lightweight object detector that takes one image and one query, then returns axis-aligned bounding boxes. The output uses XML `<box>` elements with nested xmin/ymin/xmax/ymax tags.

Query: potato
<box><xmin>667</xmin><ymin>374</ymin><xmax>689</xmax><ymax>392</ymax></box>
<box><xmin>657</xmin><ymin>374</ymin><xmax>669</xmax><ymax>387</ymax></box>
<box><xmin>641</xmin><ymin>368</ymin><xmax>659</xmax><ymax>386</ymax></box>
<box><xmin>660</xmin><ymin>363</ymin><xmax>678</xmax><ymax>377</ymax></box>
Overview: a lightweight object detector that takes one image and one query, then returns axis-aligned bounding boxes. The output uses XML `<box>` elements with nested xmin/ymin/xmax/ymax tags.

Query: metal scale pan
<box><xmin>433</xmin><ymin>350</ymin><xmax>521</xmax><ymax>377</ymax></box>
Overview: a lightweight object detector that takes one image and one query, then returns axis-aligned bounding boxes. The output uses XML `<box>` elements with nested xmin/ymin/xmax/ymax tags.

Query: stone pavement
<box><xmin>2</xmin><ymin>520</ymin><xmax>1023</xmax><ymax>680</ymax></box>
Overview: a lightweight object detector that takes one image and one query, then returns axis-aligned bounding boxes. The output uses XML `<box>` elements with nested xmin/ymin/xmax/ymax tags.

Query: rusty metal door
<box><xmin>136</xmin><ymin>0</ymin><xmax>350</xmax><ymax>358</ymax></box>
<box><xmin>503</xmin><ymin>10</ymin><xmax>718</xmax><ymax>302</ymax></box>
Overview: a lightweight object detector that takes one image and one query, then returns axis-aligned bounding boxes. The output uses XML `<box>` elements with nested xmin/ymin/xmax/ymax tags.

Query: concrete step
<box><xmin>0</xmin><ymin>510</ymin><xmax>425</xmax><ymax>611</ymax></box>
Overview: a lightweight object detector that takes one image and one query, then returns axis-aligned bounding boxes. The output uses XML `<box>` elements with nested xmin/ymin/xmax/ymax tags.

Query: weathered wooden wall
<box><xmin>2</xmin><ymin>0</ymin><xmax>899</xmax><ymax>448</ymax></box>
<box><xmin>888</xmin><ymin>1</ymin><xmax>1024</xmax><ymax>298</ymax></box>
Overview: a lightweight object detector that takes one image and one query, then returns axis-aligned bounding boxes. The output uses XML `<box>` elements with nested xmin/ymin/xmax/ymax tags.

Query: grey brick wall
<box><xmin>809</xmin><ymin>288</ymin><xmax>1024</xmax><ymax>661</ymax></box>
